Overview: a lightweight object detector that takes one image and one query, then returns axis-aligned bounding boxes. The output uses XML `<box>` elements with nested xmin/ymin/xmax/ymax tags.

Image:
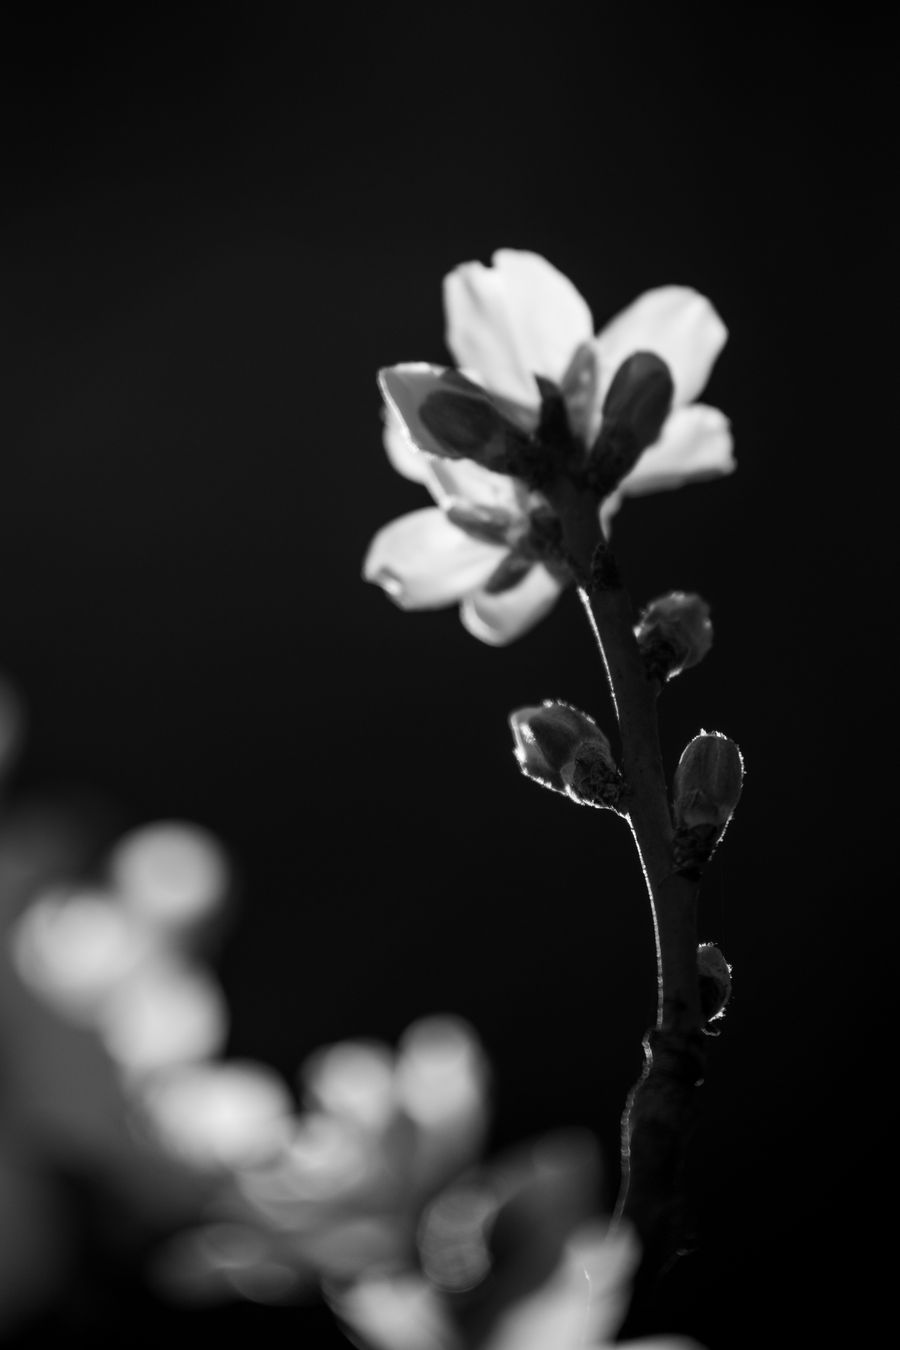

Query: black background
<box><xmin>0</xmin><ymin>9</ymin><xmax>894</xmax><ymax>1348</ymax></box>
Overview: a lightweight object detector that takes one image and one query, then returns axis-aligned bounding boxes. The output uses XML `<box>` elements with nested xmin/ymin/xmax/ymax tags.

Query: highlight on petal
<box><xmin>383</xmin><ymin>406</ymin><xmax>433</xmax><ymax>484</ymax></box>
<box><xmin>594</xmin><ymin>286</ymin><xmax>727</xmax><ymax>408</ymax></box>
<box><xmin>364</xmin><ymin>509</ymin><xmax>505</xmax><ymax>611</ymax></box>
<box><xmin>444</xmin><ymin>250</ymin><xmax>593</xmax><ymax>406</ymax></box>
<box><xmin>618</xmin><ymin>405</ymin><xmax>734</xmax><ymax>497</ymax></box>
<box><xmin>460</xmin><ymin>563</ymin><xmax>563</xmax><ymax>646</ymax></box>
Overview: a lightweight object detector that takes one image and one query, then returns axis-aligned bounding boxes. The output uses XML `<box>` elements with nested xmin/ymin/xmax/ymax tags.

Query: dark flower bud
<box><xmin>587</xmin><ymin>352</ymin><xmax>674</xmax><ymax>497</ymax></box>
<box><xmin>634</xmin><ymin>591</ymin><xmax>713</xmax><ymax>683</ymax></box>
<box><xmin>420</xmin><ymin>373</ymin><xmax>534</xmax><ymax>477</ymax></box>
<box><xmin>697</xmin><ymin>942</ymin><xmax>732</xmax><ymax>1028</ymax></box>
<box><xmin>672</xmin><ymin>732</ymin><xmax>744</xmax><ymax>876</ymax></box>
<box><xmin>509</xmin><ymin>700</ymin><xmax>623</xmax><ymax>809</ymax></box>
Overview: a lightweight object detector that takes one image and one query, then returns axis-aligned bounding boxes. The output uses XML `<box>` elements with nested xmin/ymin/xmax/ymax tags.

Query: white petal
<box><xmin>364</xmin><ymin>509</ymin><xmax>505</xmax><ymax>610</ymax></box>
<box><xmin>598</xmin><ymin>490</ymin><xmax>623</xmax><ymax>539</ymax></box>
<box><xmin>444</xmin><ymin>250</ymin><xmax>593</xmax><ymax>406</ymax></box>
<box><xmin>98</xmin><ymin>958</ymin><xmax>228</xmax><ymax>1075</ymax></box>
<box><xmin>594</xmin><ymin>287</ymin><xmax>727</xmax><ymax>407</ymax></box>
<box><xmin>140</xmin><ymin>1061</ymin><xmax>293</xmax><ymax>1168</ymax></box>
<box><xmin>383</xmin><ymin>406</ymin><xmax>433</xmax><ymax>484</ymax></box>
<box><xmin>328</xmin><ymin>1274</ymin><xmax>453</xmax><ymax>1350</ymax></box>
<box><xmin>484</xmin><ymin>1223</ymin><xmax>638</xmax><ymax>1350</ymax></box>
<box><xmin>619</xmin><ymin>405</ymin><xmax>734</xmax><ymax>497</ymax></box>
<box><xmin>460</xmin><ymin>564</ymin><xmax>563</xmax><ymax>645</ymax></box>
<box><xmin>424</xmin><ymin>457</ymin><xmax>523</xmax><ymax>515</ymax></box>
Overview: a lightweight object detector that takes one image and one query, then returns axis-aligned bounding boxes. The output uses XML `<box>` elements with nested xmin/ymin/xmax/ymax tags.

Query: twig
<box><xmin>546</xmin><ymin>478</ymin><xmax>706</xmax><ymax>1298</ymax></box>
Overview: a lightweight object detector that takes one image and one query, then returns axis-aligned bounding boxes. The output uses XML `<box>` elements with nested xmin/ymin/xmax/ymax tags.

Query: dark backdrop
<box><xmin>1</xmin><ymin>9</ymin><xmax>894</xmax><ymax>1348</ymax></box>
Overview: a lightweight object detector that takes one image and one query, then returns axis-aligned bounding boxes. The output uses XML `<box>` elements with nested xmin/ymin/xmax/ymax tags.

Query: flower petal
<box><xmin>594</xmin><ymin>287</ymin><xmax>727</xmax><ymax>407</ymax></box>
<box><xmin>483</xmin><ymin>1223</ymin><xmax>638</xmax><ymax>1350</ymax></box>
<box><xmin>425</xmin><ymin>456</ymin><xmax>524</xmax><ymax>515</ymax></box>
<box><xmin>383</xmin><ymin>407</ymin><xmax>433</xmax><ymax>484</ymax></box>
<box><xmin>444</xmin><ymin>250</ymin><xmax>593</xmax><ymax>406</ymax></box>
<box><xmin>363</xmin><ymin>509</ymin><xmax>505</xmax><ymax>610</ymax></box>
<box><xmin>460</xmin><ymin>563</ymin><xmax>563</xmax><ymax>645</ymax></box>
<box><xmin>619</xmin><ymin>405</ymin><xmax>734</xmax><ymax>497</ymax></box>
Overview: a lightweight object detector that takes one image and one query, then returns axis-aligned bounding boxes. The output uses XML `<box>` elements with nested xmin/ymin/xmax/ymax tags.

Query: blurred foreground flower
<box><xmin>10</xmin><ymin>821</ymin><xmax>232</xmax><ymax>1081</ymax></box>
<box><xmin>0</xmin><ymin>803</ymin><xmax>236</xmax><ymax>1334</ymax></box>
<box><xmin>148</xmin><ymin>1015</ymin><xmax>490</xmax><ymax>1304</ymax></box>
<box><xmin>365</xmin><ymin>250</ymin><xmax>732</xmax><ymax>644</ymax></box>
<box><xmin>329</xmin><ymin>1133</ymin><xmax>703</xmax><ymax>1350</ymax></box>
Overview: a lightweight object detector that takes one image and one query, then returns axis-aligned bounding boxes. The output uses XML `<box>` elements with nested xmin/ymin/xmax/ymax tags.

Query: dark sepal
<box><xmin>419</xmin><ymin>371</ymin><xmax>536</xmax><ymax>477</ymax></box>
<box><xmin>586</xmin><ymin>352</ymin><xmax>674</xmax><ymax>498</ymax></box>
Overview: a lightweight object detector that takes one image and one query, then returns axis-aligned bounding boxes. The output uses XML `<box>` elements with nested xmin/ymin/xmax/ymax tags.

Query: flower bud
<box><xmin>587</xmin><ymin>352</ymin><xmax>674</xmax><ymax>496</ymax></box>
<box><xmin>673</xmin><ymin>732</ymin><xmax>743</xmax><ymax>829</ymax></box>
<box><xmin>672</xmin><ymin>732</ymin><xmax>744</xmax><ymax>876</ymax></box>
<box><xmin>419</xmin><ymin>373</ymin><xmax>533</xmax><ymax>476</ymax></box>
<box><xmin>697</xmin><ymin>942</ymin><xmax>732</xmax><ymax>1027</ymax></box>
<box><xmin>509</xmin><ymin>700</ymin><xmax>622</xmax><ymax>809</ymax></box>
<box><xmin>634</xmin><ymin>592</ymin><xmax>713</xmax><ymax>683</ymax></box>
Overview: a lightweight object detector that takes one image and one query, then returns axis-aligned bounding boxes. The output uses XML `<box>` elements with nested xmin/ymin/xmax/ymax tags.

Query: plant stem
<box><xmin>547</xmin><ymin>479</ymin><xmax>706</xmax><ymax>1290</ymax></box>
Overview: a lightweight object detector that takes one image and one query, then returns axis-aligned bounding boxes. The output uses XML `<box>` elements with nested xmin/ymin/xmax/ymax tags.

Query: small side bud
<box><xmin>587</xmin><ymin>352</ymin><xmax>674</xmax><ymax>497</ymax></box>
<box><xmin>634</xmin><ymin>591</ymin><xmax>713</xmax><ymax>683</ymax></box>
<box><xmin>697</xmin><ymin>942</ymin><xmax>732</xmax><ymax>1030</ymax></box>
<box><xmin>509</xmin><ymin>701</ymin><xmax>623</xmax><ymax>809</ymax></box>
<box><xmin>672</xmin><ymin>732</ymin><xmax>744</xmax><ymax>876</ymax></box>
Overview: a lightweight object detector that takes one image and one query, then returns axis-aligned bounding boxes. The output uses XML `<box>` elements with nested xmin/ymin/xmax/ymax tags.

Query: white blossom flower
<box><xmin>365</xmin><ymin>250</ymin><xmax>733</xmax><ymax>645</ymax></box>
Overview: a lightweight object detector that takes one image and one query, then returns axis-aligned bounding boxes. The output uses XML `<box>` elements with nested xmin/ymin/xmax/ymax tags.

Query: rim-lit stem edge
<box><xmin>545</xmin><ymin>478</ymin><xmax>705</xmax><ymax>1295</ymax></box>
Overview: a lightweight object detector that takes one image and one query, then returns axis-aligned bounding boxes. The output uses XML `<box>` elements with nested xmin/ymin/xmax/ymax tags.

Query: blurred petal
<box><xmin>301</xmin><ymin>1039</ymin><xmax>396</xmax><ymax>1130</ymax></box>
<box><xmin>329</xmin><ymin>1273</ymin><xmax>456</xmax><ymax>1350</ymax></box>
<box><xmin>98</xmin><ymin>957</ymin><xmax>227</xmax><ymax>1076</ymax></box>
<box><xmin>444</xmin><ymin>250</ymin><xmax>593</xmax><ymax>405</ymax></box>
<box><xmin>594</xmin><ymin>287</ymin><xmax>727</xmax><ymax>407</ymax></box>
<box><xmin>364</xmin><ymin>509</ymin><xmax>505</xmax><ymax>610</ymax></box>
<box><xmin>425</xmin><ymin>456</ymin><xmax>523</xmax><ymax>515</ymax></box>
<box><xmin>383</xmin><ymin>407</ymin><xmax>433</xmax><ymax>484</ymax></box>
<box><xmin>108</xmin><ymin>821</ymin><xmax>229</xmax><ymax>936</ymax></box>
<box><xmin>139</xmin><ymin>1061</ymin><xmax>293</xmax><ymax>1168</ymax></box>
<box><xmin>461</xmin><ymin>564</ymin><xmax>563</xmax><ymax>645</ymax></box>
<box><xmin>396</xmin><ymin>1016</ymin><xmax>489</xmax><ymax>1193</ymax></box>
<box><xmin>11</xmin><ymin>887</ymin><xmax>152</xmax><ymax>1022</ymax></box>
<box><xmin>619</xmin><ymin>405</ymin><xmax>734</xmax><ymax>497</ymax></box>
<box><xmin>149</xmin><ymin>1223</ymin><xmax>305</xmax><ymax>1306</ymax></box>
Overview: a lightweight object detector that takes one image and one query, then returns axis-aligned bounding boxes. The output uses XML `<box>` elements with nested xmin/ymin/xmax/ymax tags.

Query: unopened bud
<box><xmin>509</xmin><ymin>701</ymin><xmax>623</xmax><ymax>809</ymax></box>
<box><xmin>634</xmin><ymin>592</ymin><xmax>712</xmax><ymax>683</ymax></box>
<box><xmin>697</xmin><ymin>943</ymin><xmax>732</xmax><ymax>1028</ymax></box>
<box><xmin>419</xmin><ymin>373</ymin><xmax>532</xmax><ymax>476</ymax></box>
<box><xmin>587</xmin><ymin>352</ymin><xmax>674</xmax><ymax>496</ymax></box>
<box><xmin>672</xmin><ymin>732</ymin><xmax>744</xmax><ymax>876</ymax></box>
